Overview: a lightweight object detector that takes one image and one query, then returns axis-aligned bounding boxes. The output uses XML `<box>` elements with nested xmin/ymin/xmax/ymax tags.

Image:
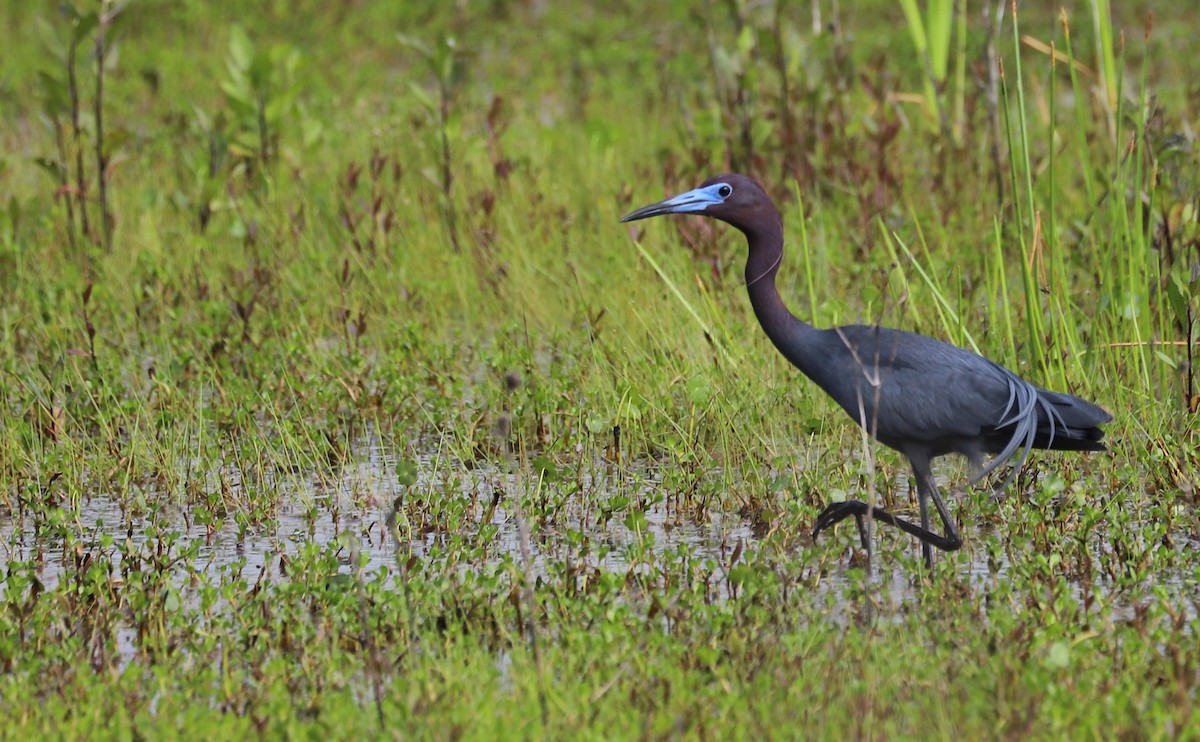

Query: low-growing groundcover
<box><xmin>1</xmin><ymin>1</ymin><xmax>1197</xmax><ymax>738</ymax></box>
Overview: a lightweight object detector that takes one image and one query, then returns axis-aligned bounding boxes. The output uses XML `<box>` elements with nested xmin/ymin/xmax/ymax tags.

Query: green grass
<box><xmin>2</xmin><ymin>0</ymin><xmax>1199</xmax><ymax>738</ymax></box>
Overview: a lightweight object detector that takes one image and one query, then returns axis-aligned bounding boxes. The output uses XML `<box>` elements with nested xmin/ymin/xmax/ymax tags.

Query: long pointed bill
<box><xmin>620</xmin><ymin>184</ymin><xmax>727</xmax><ymax>222</ymax></box>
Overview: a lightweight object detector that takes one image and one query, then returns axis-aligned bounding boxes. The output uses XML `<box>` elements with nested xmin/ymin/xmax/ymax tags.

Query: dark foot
<box><xmin>811</xmin><ymin>499</ymin><xmax>962</xmax><ymax>552</ymax></box>
<box><xmin>812</xmin><ymin>500</ymin><xmax>872</xmax><ymax>541</ymax></box>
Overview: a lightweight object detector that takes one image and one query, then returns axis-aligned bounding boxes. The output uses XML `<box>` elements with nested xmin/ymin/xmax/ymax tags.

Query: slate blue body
<box><xmin>622</xmin><ymin>174</ymin><xmax>1110</xmax><ymax>566</ymax></box>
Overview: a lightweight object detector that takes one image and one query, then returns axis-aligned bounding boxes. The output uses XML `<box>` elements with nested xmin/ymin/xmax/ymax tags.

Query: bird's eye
<box><xmin>718</xmin><ymin>185</ymin><xmax>732</xmax><ymax>198</ymax></box>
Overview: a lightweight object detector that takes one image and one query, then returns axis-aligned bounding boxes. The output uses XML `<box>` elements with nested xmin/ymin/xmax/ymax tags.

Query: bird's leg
<box><xmin>812</xmin><ymin>501</ymin><xmax>961</xmax><ymax>553</ymax></box>
<box><xmin>912</xmin><ymin>460</ymin><xmax>963</xmax><ymax>563</ymax></box>
<box><xmin>812</xmin><ymin>456</ymin><xmax>963</xmax><ymax>562</ymax></box>
<box><xmin>917</xmin><ymin>482</ymin><xmax>933</xmax><ymax>568</ymax></box>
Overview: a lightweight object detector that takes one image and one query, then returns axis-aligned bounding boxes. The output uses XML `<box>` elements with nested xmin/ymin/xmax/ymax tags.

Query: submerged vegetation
<box><xmin>1</xmin><ymin>0</ymin><xmax>1198</xmax><ymax>737</ymax></box>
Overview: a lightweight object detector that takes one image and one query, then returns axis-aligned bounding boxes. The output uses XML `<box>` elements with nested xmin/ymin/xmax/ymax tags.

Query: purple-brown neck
<box><xmin>729</xmin><ymin>201</ymin><xmax>820</xmax><ymax>378</ymax></box>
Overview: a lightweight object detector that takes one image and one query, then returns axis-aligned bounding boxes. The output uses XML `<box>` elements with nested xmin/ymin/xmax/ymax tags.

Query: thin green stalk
<box><xmin>791</xmin><ymin>182</ymin><xmax>817</xmax><ymax>325</ymax></box>
<box><xmin>1090</xmin><ymin>0</ymin><xmax>1117</xmax><ymax>134</ymax></box>
<box><xmin>94</xmin><ymin>8</ymin><xmax>111</xmax><ymax>253</ymax></box>
<box><xmin>953</xmin><ymin>0</ymin><xmax>968</xmax><ymax>143</ymax></box>
<box><xmin>1008</xmin><ymin>1</ymin><xmax>1046</xmax><ymax>377</ymax></box>
<box><xmin>998</xmin><ymin>60</ymin><xmax>1021</xmax><ymax>231</ymax></box>
<box><xmin>1009</xmin><ymin>2</ymin><xmax>1037</xmax><ymax>239</ymax></box>
<box><xmin>1109</xmin><ymin>32</ymin><xmax>1152</xmax><ymax>393</ymax></box>
<box><xmin>992</xmin><ymin>218</ymin><xmax>1016</xmax><ymax>363</ymax></box>
<box><xmin>888</xmin><ymin>226</ymin><xmax>979</xmax><ymax>354</ymax></box>
<box><xmin>632</xmin><ymin>238</ymin><xmax>738</xmax><ymax>368</ymax></box>
<box><xmin>1058</xmin><ymin>9</ymin><xmax>1106</xmax><ymax>339</ymax></box>
<box><xmin>1046</xmin><ymin>40</ymin><xmax>1068</xmax><ymax>389</ymax></box>
<box><xmin>66</xmin><ymin>26</ymin><xmax>91</xmax><ymax>245</ymax></box>
<box><xmin>1135</xmin><ymin>22</ymin><xmax>1163</xmax><ymax>396</ymax></box>
<box><xmin>1059</xmin><ymin>10</ymin><xmax>1096</xmax><ymax>205</ymax></box>
<box><xmin>878</xmin><ymin>217</ymin><xmax>918</xmax><ymax>326</ymax></box>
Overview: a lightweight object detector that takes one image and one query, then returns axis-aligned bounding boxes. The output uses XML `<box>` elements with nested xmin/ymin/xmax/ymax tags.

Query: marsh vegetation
<box><xmin>1</xmin><ymin>1</ymin><xmax>1198</xmax><ymax>737</ymax></box>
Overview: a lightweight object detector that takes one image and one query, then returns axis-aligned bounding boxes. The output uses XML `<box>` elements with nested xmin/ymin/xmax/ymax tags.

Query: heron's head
<box><xmin>619</xmin><ymin>174</ymin><xmax>775</xmax><ymax>232</ymax></box>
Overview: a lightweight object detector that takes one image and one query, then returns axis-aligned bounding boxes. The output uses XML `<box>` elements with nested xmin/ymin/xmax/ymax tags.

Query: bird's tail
<box><xmin>1030</xmin><ymin>387</ymin><xmax>1111</xmax><ymax>452</ymax></box>
<box><xmin>973</xmin><ymin>370</ymin><xmax>1111</xmax><ymax>488</ymax></box>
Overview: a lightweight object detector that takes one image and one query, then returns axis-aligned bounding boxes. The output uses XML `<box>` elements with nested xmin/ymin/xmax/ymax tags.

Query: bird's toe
<box><xmin>812</xmin><ymin>500</ymin><xmax>865</xmax><ymax>538</ymax></box>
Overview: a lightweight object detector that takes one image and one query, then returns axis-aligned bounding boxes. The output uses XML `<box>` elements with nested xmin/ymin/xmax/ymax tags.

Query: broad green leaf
<box><xmin>71</xmin><ymin>12</ymin><xmax>99</xmax><ymax>47</ymax></box>
<box><xmin>228</xmin><ymin>25</ymin><xmax>253</xmax><ymax>72</ymax></box>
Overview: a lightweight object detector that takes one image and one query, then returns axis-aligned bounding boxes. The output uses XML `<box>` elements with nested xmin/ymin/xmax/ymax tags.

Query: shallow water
<box><xmin>2</xmin><ymin>441</ymin><xmax>1195</xmax><ymax>634</ymax></box>
<box><xmin>0</xmin><ymin>444</ymin><xmax>761</xmax><ymax>593</ymax></box>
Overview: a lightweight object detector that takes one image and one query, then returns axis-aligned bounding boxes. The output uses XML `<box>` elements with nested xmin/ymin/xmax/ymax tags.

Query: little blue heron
<box><xmin>621</xmin><ymin>174</ymin><xmax>1110</xmax><ymax>566</ymax></box>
